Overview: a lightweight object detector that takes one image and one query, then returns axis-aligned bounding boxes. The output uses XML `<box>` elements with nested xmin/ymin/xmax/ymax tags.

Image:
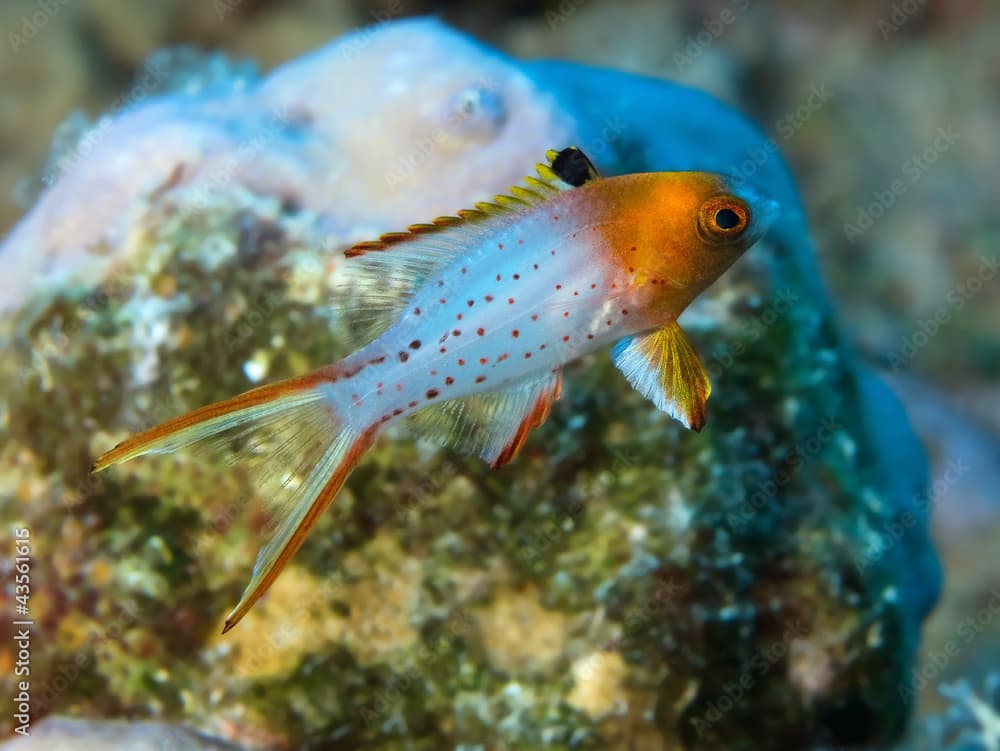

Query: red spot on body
<box><xmin>477</xmin><ymin>327</ymin><xmax>485</xmax><ymax>336</ymax></box>
<box><xmin>531</xmin><ymin>313</ymin><xmax>538</xmax><ymax>321</ymax></box>
<box><xmin>539</xmin><ymin>344</ymin><xmax>547</xmax><ymax>350</ymax></box>
<box><xmin>508</xmin><ymin>297</ymin><xmax>515</xmax><ymax>304</ymax></box>
<box><xmin>399</xmin><ymin>351</ymin><xmax>409</xmax><ymax>362</ymax></box>
<box><xmin>479</xmin><ymin>357</ymin><xmax>488</xmax><ymax>365</ymax></box>
<box><xmin>393</xmin><ymin>408</ymin><xmax>403</xmax><ymax>416</ymax></box>
<box><xmin>512</xmin><ymin>329</ymin><xmax>520</xmax><ymax>338</ymax></box>
<box><xmin>496</xmin><ymin>274</ymin><xmax>501</xmax><ymax>281</ymax></box>
<box><xmin>622</xmin><ymin>309</ymin><xmax>629</xmax><ymax>316</ymax></box>
<box><xmin>458</xmin><ymin>359</ymin><xmax>466</xmax><ymax>366</ymax></box>
<box><xmin>498</xmin><ymin>353</ymin><xmax>509</xmax><ymax>362</ymax></box>
<box><xmin>485</xmin><ymin>294</ymin><xmax>494</xmax><ymax>302</ymax></box>
<box><xmin>498</xmin><ymin>243</ymin><xmax>504</xmax><ymax>250</ymax></box>
<box><xmin>606</xmin><ymin>319</ymin><xmax>613</xmax><ymax>326</ymax></box>
<box><xmin>468</xmin><ymin>299</ymin><xmax>474</xmax><ymax>307</ymax></box>
<box><xmin>409</xmin><ymin>340</ymin><xmax>421</xmax><ymax>349</ymax></box>
<box><xmin>396</xmin><ymin>383</ymin><xmax>404</xmax><ymax>392</ymax></box>
<box><xmin>563</xmin><ymin>311</ymin><xmax>569</xmax><ymax>318</ymax></box>
<box><xmin>445</xmin><ymin>376</ymin><xmax>454</xmax><ymax>385</ymax></box>
<box><xmin>524</xmin><ymin>352</ymin><xmax>532</xmax><ymax>359</ymax></box>
<box><xmin>439</xmin><ymin>298</ymin><xmax>446</xmax><ymax>304</ymax></box>
<box><xmin>553</xmin><ymin>215</ymin><xmax>560</xmax><ymax>221</ymax></box>
<box><xmin>562</xmin><ymin>335</ymin><xmax>570</xmax><ymax>342</ymax></box>
<box><xmin>426</xmin><ymin>389</ymin><xmax>439</xmax><ymax>399</ymax></box>
<box><xmin>409</xmin><ymin>400</ymin><xmax>418</xmax><ymax>408</ymax></box>
<box><xmin>475</xmin><ymin>375</ymin><xmax>487</xmax><ymax>383</ymax></box>
<box><xmin>513</xmin><ymin>273</ymin><xmax>520</xmax><ymax>280</ymax></box>
<box><xmin>590</xmin><ymin>283</ymin><xmax>597</xmax><ymax>289</ymax></box>
<box><xmin>457</xmin><ymin>313</ymin><xmax>463</xmax><ymax>320</ymax></box>
<box><xmin>533</xmin><ymin>263</ymin><xmax>539</xmax><ymax>270</ymax></box>
<box><xmin>573</xmin><ymin>290</ymin><xmax>579</xmax><ymax>296</ymax></box>
<box><xmin>414</xmin><ymin>307</ymin><xmax>421</xmax><ymax>315</ymax></box>
<box><xmin>440</xmin><ymin>346</ymin><xmax>447</xmax><ymax>353</ymax></box>
<box><xmin>518</xmin><ymin>239</ymin><xmax>524</xmax><ymax>244</ymax></box>
<box><xmin>461</xmin><ymin>267</ymin><xmax>468</xmax><ymax>274</ymax></box>
<box><xmin>587</xmin><ymin>334</ymin><xmax>595</xmax><ymax>340</ymax></box>
<box><xmin>453</xmin><ymin>329</ymin><xmax>461</xmax><ymax>336</ymax></box>
<box><xmin>555</xmin><ymin>284</ymin><xmax>562</xmax><ymax>290</ymax></box>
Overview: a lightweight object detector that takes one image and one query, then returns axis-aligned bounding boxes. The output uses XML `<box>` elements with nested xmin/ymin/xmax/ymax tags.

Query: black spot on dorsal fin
<box><xmin>550</xmin><ymin>147</ymin><xmax>600</xmax><ymax>187</ymax></box>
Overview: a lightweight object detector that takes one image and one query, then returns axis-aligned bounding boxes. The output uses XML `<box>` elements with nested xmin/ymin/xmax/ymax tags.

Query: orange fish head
<box><xmin>611</xmin><ymin>172</ymin><xmax>780</xmax><ymax>313</ymax></box>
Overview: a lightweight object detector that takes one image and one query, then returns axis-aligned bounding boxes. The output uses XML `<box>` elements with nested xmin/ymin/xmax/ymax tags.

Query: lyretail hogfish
<box><xmin>94</xmin><ymin>148</ymin><xmax>779</xmax><ymax>632</ymax></box>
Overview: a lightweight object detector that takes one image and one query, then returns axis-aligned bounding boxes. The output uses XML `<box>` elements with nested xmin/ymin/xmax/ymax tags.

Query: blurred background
<box><xmin>0</xmin><ymin>0</ymin><xmax>997</xmax><ymax>742</ymax></box>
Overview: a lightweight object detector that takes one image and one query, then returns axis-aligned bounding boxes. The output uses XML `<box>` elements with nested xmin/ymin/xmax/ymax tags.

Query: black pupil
<box><xmin>715</xmin><ymin>208</ymin><xmax>741</xmax><ymax>230</ymax></box>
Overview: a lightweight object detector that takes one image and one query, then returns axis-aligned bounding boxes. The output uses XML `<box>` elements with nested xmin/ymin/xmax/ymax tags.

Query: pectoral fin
<box><xmin>611</xmin><ymin>323</ymin><xmax>712</xmax><ymax>431</ymax></box>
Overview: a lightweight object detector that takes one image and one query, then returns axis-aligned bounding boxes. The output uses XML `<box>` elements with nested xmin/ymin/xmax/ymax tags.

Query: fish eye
<box><xmin>698</xmin><ymin>196</ymin><xmax>750</xmax><ymax>244</ymax></box>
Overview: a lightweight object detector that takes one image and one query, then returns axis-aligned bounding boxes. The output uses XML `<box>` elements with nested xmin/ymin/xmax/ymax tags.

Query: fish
<box><xmin>92</xmin><ymin>147</ymin><xmax>779</xmax><ymax>632</ymax></box>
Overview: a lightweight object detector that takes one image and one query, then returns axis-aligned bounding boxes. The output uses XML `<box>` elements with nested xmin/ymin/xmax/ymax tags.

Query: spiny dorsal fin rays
<box><xmin>343</xmin><ymin>146</ymin><xmax>599</xmax><ymax>258</ymax></box>
<box><xmin>547</xmin><ymin>146</ymin><xmax>601</xmax><ymax>187</ymax></box>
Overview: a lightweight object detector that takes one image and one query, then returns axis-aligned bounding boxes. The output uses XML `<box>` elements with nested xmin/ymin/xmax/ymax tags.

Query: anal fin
<box><xmin>611</xmin><ymin>322</ymin><xmax>712</xmax><ymax>431</ymax></box>
<box><xmin>409</xmin><ymin>369</ymin><xmax>563</xmax><ymax>468</ymax></box>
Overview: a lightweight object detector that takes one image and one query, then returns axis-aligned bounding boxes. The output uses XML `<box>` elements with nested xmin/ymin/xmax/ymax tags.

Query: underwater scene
<box><xmin>0</xmin><ymin>1</ymin><xmax>997</xmax><ymax>749</ymax></box>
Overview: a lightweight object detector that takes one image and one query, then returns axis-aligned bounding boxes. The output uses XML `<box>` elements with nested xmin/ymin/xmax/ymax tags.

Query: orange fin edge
<box><xmin>490</xmin><ymin>371</ymin><xmax>563</xmax><ymax>469</ymax></box>
<box><xmin>221</xmin><ymin>424</ymin><xmax>378</xmax><ymax>634</ymax></box>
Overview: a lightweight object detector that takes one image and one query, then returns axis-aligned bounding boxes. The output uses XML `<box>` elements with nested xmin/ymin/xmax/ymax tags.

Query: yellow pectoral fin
<box><xmin>611</xmin><ymin>323</ymin><xmax>712</xmax><ymax>431</ymax></box>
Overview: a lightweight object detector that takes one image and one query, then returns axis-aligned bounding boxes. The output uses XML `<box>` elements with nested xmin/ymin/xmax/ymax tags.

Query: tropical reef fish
<box><xmin>93</xmin><ymin>147</ymin><xmax>779</xmax><ymax>632</ymax></box>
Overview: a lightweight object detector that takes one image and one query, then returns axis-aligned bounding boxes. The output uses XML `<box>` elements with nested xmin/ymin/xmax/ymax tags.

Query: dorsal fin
<box><xmin>335</xmin><ymin>148</ymin><xmax>598</xmax><ymax>346</ymax></box>
<box><xmin>343</xmin><ymin>146</ymin><xmax>598</xmax><ymax>258</ymax></box>
<box><xmin>548</xmin><ymin>146</ymin><xmax>600</xmax><ymax>187</ymax></box>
